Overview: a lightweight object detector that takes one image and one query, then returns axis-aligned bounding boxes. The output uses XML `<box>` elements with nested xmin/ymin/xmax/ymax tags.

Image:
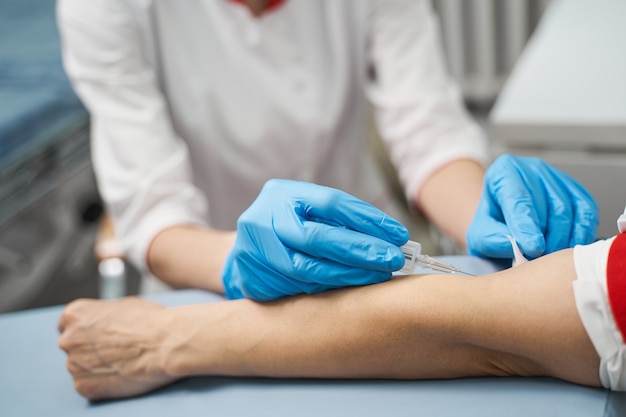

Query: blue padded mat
<box><xmin>0</xmin><ymin>0</ymin><xmax>88</xmax><ymax>168</ymax></box>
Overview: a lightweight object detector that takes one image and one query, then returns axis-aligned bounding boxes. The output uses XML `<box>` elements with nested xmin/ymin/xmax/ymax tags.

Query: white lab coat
<box><xmin>57</xmin><ymin>0</ymin><xmax>489</xmax><ymax>288</ymax></box>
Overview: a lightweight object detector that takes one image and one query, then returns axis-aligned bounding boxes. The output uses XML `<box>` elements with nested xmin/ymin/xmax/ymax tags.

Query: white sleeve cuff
<box><xmin>572</xmin><ymin>236</ymin><xmax>626</xmax><ymax>390</ymax></box>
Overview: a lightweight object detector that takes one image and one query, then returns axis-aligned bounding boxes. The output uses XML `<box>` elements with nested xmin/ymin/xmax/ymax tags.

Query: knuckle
<box><xmin>495</xmin><ymin>153</ymin><xmax>514</xmax><ymax>167</ymax></box>
<box><xmin>322</xmin><ymin>187</ymin><xmax>343</xmax><ymax>205</ymax></box>
<box><xmin>262</xmin><ymin>178</ymin><xmax>288</xmax><ymax>195</ymax></box>
<box><xmin>62</xmin><ymin>303</ymin><xmax>79</xmax><ymax>318</ymax></box>
<box><xmin>264</xmin><ymin>178</ymin><xmax>280</xmax><ymax>188</ymax></box>
<box><xmin>75</xmin><ymin>380</ymin><xmax>100</xmax><ymax>400</ymax></box>
<box><xmin>64</xmin><ymin>298</ymin><xmax>91</xmax><ymax>315</ymax></box>
<box><xmin>237</xmin><ymin>210</ymin><xmax>255</xmax><ymax>227</ymax></box>
<box><xmin>58</xmin><ymin>328</ymin><xmax>79</xmax><ymax>352</ymax></box>
<box><xmin>58</xmin><ymin>335</ymin><xmax>69</xmax><ymax>351</ymax></box>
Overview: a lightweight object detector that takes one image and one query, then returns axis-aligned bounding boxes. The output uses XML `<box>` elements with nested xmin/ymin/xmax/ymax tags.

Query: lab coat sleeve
<box><xmin>57</xmin><ymin>0</ymin><xmax>209</xmax><ymax>273</ymax></box>
<box><xmin>365</xmin><ymin>0</ymin><xmax>490</xmax><ymax>203</ymax></box>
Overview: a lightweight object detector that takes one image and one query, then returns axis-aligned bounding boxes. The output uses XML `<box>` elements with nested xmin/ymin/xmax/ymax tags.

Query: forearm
<box><xmin>147</xmin><ymin>225</ymin><xmax>236</xmax><ymax>292</ymax></box>
<box><xmin>161</xmin><ymin>249</ymin><xmax>599</xmax><ymax>386</ymax></box>
<box><xmin>415</xmin><ymin>159</ymin><xmax>484</xmax><ymax>248</ymax></box>
<box><xmin>162</xmin><ymin>276</ymin><xmax>482</xmax><ymax>379</ymax></box>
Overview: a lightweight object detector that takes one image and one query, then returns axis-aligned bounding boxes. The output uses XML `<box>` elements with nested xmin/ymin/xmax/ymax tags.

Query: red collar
<box><xmin>227</xmin><ymin>0</ymin><xmax>287</xmax><ymax>14</ymax></box>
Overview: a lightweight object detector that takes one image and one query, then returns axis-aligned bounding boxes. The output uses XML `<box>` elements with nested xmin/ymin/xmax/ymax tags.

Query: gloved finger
<box><xmin>243</xmin><ymin>277</ymin><xmax>333</xmax><ymax>302</ymax></box>
<box><xmin>223</xmin><ymin>251</ymin><xmax>336</xmax><ymax>301</ymax></box>
<box><xmin>276</xmin><ymin>218</ymin><xmax>406</xmax><ymax>272</ymax></box>
<box><xmin>487</xmin><ymin>162</ymin><xmax>545</xmax><ymax>256</ymax></box>
<box><xmin>541</xmin><ymin>173</ymin><xmax>574</xmax><ymax>254</ymax></box>
<box><xmin>540</xmin><ymin>166</ymin><xmax>598</xmax><ymax>248</ymax></box>
<box><xmin>245</xmin><ymin>270</ymin><xmax>334</xmax><ymax>301</ymax></box>
<box><xmin>467</xmin><ymin>213</ymin><xmax>516</xmax><ymax>258</ymax></box>
<box><xmin>570</xmin><ymin>205</ymin><xmax>599</xmax><ymax>246</ymax></box>
<box><xmin>287</xmin><ymin>250</ymin><xmax>394</xmax><ymax>287</ymax></box>
<box><xmin>560</xmin><ymin>178</ymin><xmax>599</xmax><ymax>246</ymax></box>
<box><xmin>301</xmin><ymin>189</ymin><xmax>410</xmax><ymax>246</ymax></box>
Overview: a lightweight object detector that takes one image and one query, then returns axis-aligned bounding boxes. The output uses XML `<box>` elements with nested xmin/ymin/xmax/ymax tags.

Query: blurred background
<box><xmin>2</xmin><ymin>0</ymin><xmax>624</xmax><ymax>312</ymax></box>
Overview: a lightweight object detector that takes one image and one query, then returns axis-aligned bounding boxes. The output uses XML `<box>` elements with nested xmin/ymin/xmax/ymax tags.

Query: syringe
<box><xmin>399</xmin><ymin>240</ymin><xmax>476</xmax><ymax>276</ymax></box>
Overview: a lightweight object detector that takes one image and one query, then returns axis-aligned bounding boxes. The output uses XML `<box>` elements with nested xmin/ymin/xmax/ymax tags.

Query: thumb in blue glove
<box><xmin>222</xmin><ymin>179</ymin><xmax>410</xmax><ymax>301</ymax></box>
<box><xmin>466</xmin><ymin>154</ymin><xmax>598</xmax><ymax>259</ymax></box>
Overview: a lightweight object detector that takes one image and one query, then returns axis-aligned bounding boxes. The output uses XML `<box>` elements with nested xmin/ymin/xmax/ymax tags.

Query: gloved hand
<box><xmin>466</xmin><ymin>154</ymin><xmax>598</xmax><ymax>259</ymax></box>
<box><xmin>222</xmin><ymin>179</ymin><xmax>410</xmax><ymax>301</ymax></box>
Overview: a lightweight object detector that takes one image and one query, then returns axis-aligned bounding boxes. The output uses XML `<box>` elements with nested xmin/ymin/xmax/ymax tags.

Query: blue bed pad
<box><xmin>0</xmin><ymin>0</ymin><xmax>88</xmax><ymax>169</ymax></box>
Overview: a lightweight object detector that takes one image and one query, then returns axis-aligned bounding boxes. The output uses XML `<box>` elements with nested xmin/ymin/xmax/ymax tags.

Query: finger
<box><xmin>488</xmin><ymin>158</ymin><xmax>545</xmax><ymax>257</ymax></box>
<box><xmin>559</xmin><ymin>176</ymin><xmax>599</xmax><ymax>246</ymax></box>
<box><xmin>67</xmin><ymin>356</ymin><xmax>102</xmax><ymax>377</ymax></box>
<box><xmin>287</xmin><ymin>250</ymin><xmax>394</xmax><ymax>287</ymax></box>
<box><xmin>300</xmin><ymin>186</ymin><xmax>410</xmax><ymax>245</ymax></box>
<box><xmin>58</xmin><ymin>300</ymin><xmax>84</xmax><ymax>334</ymax></box>
<box><xmin>571</xmin><ymin>205</ymin><xmax>599</xmax><ymax>246</ymax></box>
<box><xmin>58</xmin><ymin>305</ymin><xmax>76</xmax><ymax>334</ymax></box>
<box><xmin>541</xmin><ymin>173</ymin><xmax>574</xmax><ymax>254</ymax></box>
<box><xmin>228</xmin><ymin>259</ymin><xmax>335</xmax><ymax>301</ymax></box>
<box><xmin>276</xmin><ymin>217</ymin><xmax>405</xmax><ymax>272</ymax></box>
<box><xmin>58</xmin><ymin>334</ymin><xmax>68</xmax><ymax>352</ymax></box>
<box><xmin>467</xmin><ymin>214</ymin><xmax>516</xmax><ymax>258</ymax></box>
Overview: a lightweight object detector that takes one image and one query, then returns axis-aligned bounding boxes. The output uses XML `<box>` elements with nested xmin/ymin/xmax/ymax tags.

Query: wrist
<box><xmin>158</xmin><ymin>302</ymin><xmax>244</xmax><ymax>378</ymax></box>
<box><xmin>157</xmin><ymin>307</ymin><xmax>211</xmax><ymax>378</ymax></box>
<box><xmin>148</xmin><ymin>226</ymin><xmax>236</xmax><ymax>292</ymax></box>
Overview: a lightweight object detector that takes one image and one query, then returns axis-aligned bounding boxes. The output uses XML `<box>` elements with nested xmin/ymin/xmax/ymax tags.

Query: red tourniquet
<box><xmin>607</xmin><ymin>233</ymin><xmax>626</xmax><ymax>341</ymax></box>
<box><xmin>227</xmin><ymin>0</ymin><xmax>287</xmax><ymax>13</ymax></box>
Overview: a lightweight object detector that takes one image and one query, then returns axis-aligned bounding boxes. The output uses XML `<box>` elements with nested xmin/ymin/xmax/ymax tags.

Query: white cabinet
<box><xmin>490</xmin><ymin>0</ymin><xmax>626</xmax><ymax>238</ymax></box>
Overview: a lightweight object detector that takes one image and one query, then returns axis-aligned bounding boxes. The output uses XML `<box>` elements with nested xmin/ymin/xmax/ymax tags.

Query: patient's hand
<box><xmin>58</xmin><ymin>297</ymin><xmax>177</xmax><ymax>400</ymax></box>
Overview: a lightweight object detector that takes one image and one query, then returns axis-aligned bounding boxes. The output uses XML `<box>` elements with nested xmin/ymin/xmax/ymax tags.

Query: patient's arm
<box><xmin>164</xmin><ymin>248</ymin><xmax>599</xmax><ymax>383</ymax></box>
<box><xmin>58</xmin><ymin>248</ymin><xmax>600</xmax><ymax>400</ymax></box>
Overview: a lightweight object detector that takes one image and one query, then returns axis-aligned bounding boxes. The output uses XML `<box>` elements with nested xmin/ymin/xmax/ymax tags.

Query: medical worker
<box><xmin>56</xmin><ymin>0</ymin><xmax>598</xmax><ymax>300</ymax></box>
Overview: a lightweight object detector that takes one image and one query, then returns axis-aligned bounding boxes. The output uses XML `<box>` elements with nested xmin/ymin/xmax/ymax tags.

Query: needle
<box><xmin>399</xmin><ymin>240</ymin><xmax>476</xmax><ymax>276</ymax></box>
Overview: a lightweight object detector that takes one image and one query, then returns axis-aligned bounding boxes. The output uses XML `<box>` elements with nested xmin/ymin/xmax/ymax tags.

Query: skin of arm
<box><xmin>414</xmin><ymin>159</ymin><xmax>485</xmax><ymax>249</ymax></box>
<box><xmin>147</xmin><ymin>226</ymin><xmax>236</xmax><ymax>293</ymax></box>
<box><xmin>58</xmin><ymin>247</ymin><xmax>600</xmax><ymax>400</ymax></box>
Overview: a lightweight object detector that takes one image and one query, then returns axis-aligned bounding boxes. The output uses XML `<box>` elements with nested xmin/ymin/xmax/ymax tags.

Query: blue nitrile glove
<box><xmin>466</xmin><ymin>154</ymin><xmax>598</xmax><ymax>259</ymax></box>
<box><xmin>222</xmin><ymin>179</ymin><xmax>410</xmax><ymax>301</ymax></box>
